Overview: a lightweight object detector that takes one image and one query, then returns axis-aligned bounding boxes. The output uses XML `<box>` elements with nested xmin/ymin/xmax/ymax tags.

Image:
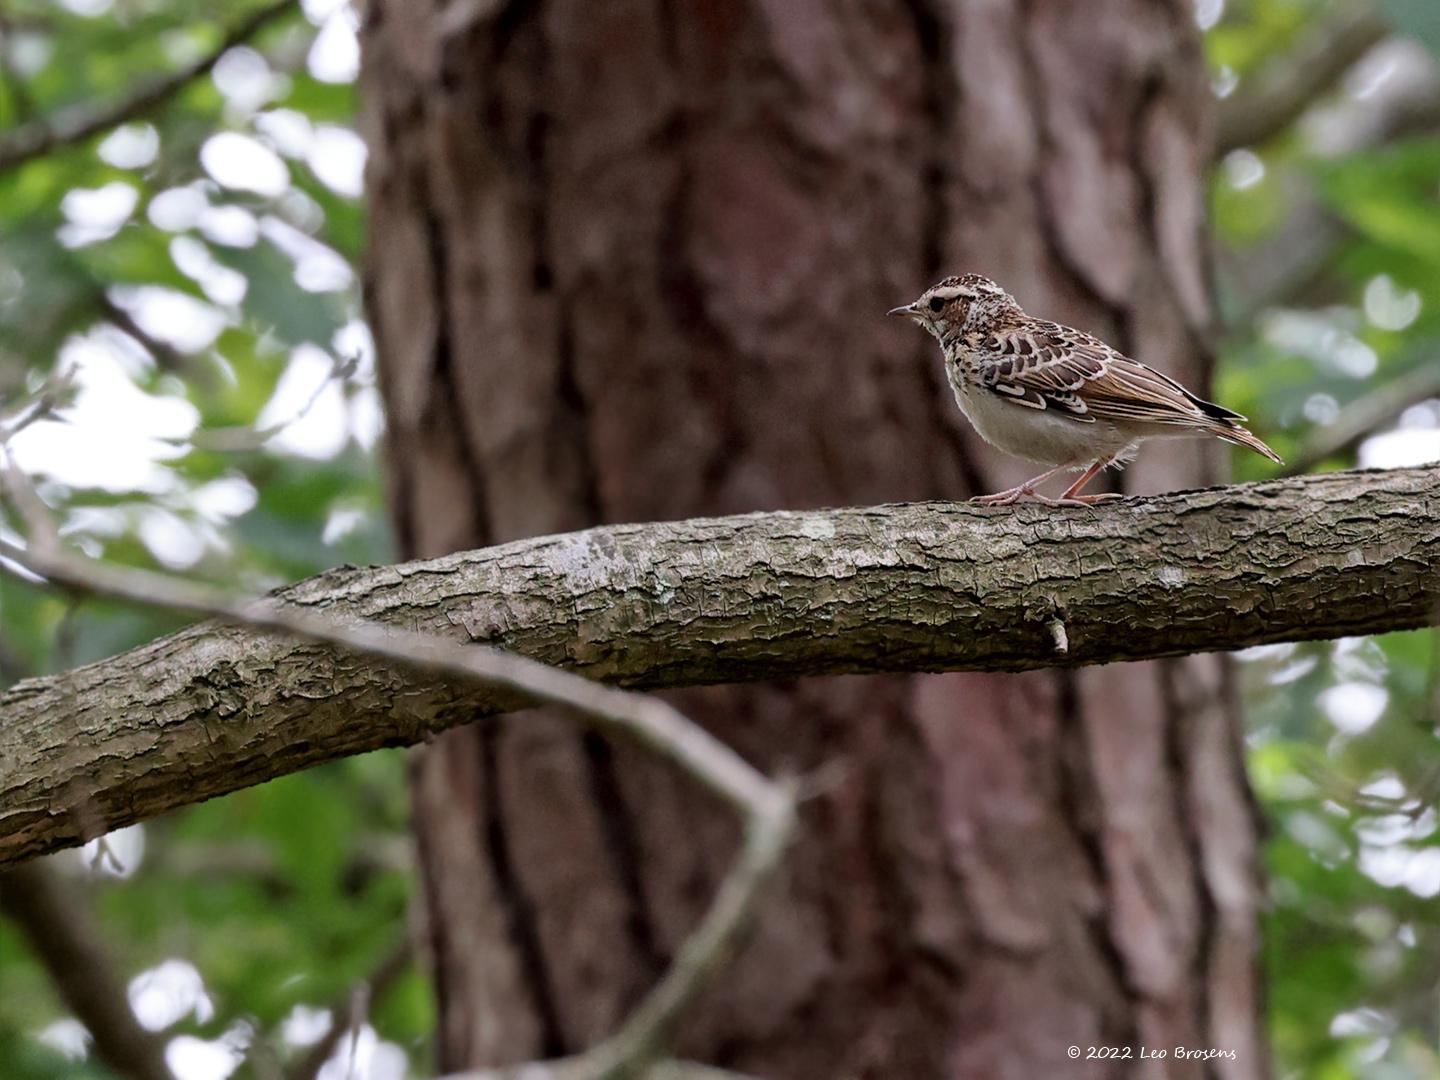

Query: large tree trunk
<box><xmin>360</xmin><ymin>2</ymin><xmax>1264</xmax><ymax>1077</ymax></box>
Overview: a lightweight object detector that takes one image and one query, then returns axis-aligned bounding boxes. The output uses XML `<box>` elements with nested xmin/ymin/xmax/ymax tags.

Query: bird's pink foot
<box><xmin>972</xmin><ymin>486</ymin><xmax>1030</xmax><ymax>505</ymax></box>
<box><xmin>972</xmin><ymin>488</ymin><xmax>1124</xmax><ymax>508</ymax></box>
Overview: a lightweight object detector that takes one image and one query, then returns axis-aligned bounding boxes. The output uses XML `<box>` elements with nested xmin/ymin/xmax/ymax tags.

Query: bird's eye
<box><xmin>929</xmin><ymin>296</ymin><xmax>946</xmax><ymax>313</ymax></box>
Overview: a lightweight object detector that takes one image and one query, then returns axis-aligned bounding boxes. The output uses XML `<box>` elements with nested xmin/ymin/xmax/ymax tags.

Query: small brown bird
<box><xmin>890</xmin><ymin>274</ymin><xmax>1281</xmax><ymax>505</ymax></box>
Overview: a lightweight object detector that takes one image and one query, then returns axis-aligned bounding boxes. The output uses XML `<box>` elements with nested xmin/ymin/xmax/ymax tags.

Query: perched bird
<box><xmin>890</xmin><ymin>274</ymin><xmax>1281</xmax><ymax>505</ymax></box>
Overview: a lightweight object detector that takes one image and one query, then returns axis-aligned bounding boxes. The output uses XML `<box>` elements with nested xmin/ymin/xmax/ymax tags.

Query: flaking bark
<box><xmin>2</xmin><ymin>465</ymin><xmax>1436</xmax><ymax>869</ymax></box>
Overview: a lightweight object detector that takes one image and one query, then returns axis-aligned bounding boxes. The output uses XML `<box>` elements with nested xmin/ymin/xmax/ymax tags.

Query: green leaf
<box><xmin>214</xmin><ymin>241</ymin><xmax>349</xmax><ymax>346</ymax></box>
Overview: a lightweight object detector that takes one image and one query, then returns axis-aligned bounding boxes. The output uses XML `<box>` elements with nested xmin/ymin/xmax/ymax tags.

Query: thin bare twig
<box><xmin>179</xmin><ymin>352</ymin><xmax>360</xmax><ymax>453</ymax></box>
<box><xmin>0</xmin><ymin>450</ymin><xmax>59</xmax><ymax>551</ymax></box>
<box><xmin>0</xmin><ymin>366</ymin><xmax>78</xmax><ymax>446</ymax></box>
<box><xmin>1283</xmin><ymin>362</ymin><xmax>1440</xmax><ymax>476</ymax></box>
<box><xmin>0</xmin><ymin>0</ymin><xmax>297</xmax><ymax>173</ymax></box>
<box><xmin>286</xmin><ymin>937</ymin><xmax>412</xmax><ymax>1080</ymax></box>
<box><xmin>99</xmin><ymin>294</ymin><xmax>197</xmax><ymax>376</ymax></box>
<box><xmin>0</xmin><ymin>459</ymin><xmax>796</xmax><ymax>1080</ymax></box>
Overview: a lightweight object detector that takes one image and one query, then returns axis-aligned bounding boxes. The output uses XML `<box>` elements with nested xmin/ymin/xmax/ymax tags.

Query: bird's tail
<box><xmin>1186</xmin><ymin>391</ymin><xmax>1283</xmax><ymax>464</ymax></box>
<box><xmin>1213</xmin><ymin>422</ymin><xmax>1283</xmax><ymax>465</ymax></box>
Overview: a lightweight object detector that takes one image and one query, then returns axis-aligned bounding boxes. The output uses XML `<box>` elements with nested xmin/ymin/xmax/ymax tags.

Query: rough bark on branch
<box><xmin>2</xmin><ymin>465</ymin><xmax>1438</xmax><ymax>868</ymax></box>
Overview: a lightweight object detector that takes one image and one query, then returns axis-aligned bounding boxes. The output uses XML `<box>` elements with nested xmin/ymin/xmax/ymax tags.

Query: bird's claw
<box><xmin>1060</xmin><ymin>492</ymin><xmax>1125</xmax><ymax>505</ymax></box>
<box><xmin>971</xmin><ymin>490</ymin><xmax>1125</xmax><ymax>508</ymax></box>
<box><xmin>971</xmin><ymin>487</ymin><xmax>1029</xmax><ymax>505</ymax></box>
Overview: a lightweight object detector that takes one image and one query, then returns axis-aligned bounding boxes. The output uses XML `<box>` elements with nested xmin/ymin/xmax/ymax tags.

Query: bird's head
<box><xmin>888</xmin><ymin>273</ymin><xmax>1015</xmax><ymax>340</ymax></box>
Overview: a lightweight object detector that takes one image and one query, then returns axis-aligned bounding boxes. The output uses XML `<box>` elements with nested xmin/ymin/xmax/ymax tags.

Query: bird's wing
<box><xmin>972</xmin><ymin>321</ymin><xmax>1243</xmax><ymax>428</ymax></box>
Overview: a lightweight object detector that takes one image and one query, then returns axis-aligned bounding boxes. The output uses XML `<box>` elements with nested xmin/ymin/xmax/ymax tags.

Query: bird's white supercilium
<box><xmin>890</xmin><ymin>274</ymin><xmax>1282</xmax><ymax>505</ymax></box>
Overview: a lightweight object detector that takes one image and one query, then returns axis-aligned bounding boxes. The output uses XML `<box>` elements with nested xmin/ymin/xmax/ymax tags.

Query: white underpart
<box><xmin>945</xmin><ymin>359</ymin><xmax>1136</xmax><ymax>467</ymax></box>
<box><xmin>943</xmin><ymin>353</ymin><xmax>1214</xmax><ymax>469</ymax></box>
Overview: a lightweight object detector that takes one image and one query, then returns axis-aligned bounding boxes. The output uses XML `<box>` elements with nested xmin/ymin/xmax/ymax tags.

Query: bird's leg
<box><xmin>1054</xmin><ymin>457</ymin><xmax>1124</xmax><ymax>505</ymax></box>
<box><xmin>971</xmin><ymin>461</ymin><xmax>1074</xmax><ymax>505</ymax></box>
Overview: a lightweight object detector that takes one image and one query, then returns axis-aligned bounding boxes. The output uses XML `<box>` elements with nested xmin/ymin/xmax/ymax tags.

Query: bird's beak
<box><xmin>887</xmin><ymin>303</ymin><xmax>920</xmax><ymax>319</ymax></box>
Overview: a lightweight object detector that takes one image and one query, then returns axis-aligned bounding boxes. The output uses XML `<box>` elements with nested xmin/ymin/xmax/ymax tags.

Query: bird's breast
<box><xmin>944</xmin><ymin>355</ymin><xmax>1127</xmax><ymax>466</ymax></box>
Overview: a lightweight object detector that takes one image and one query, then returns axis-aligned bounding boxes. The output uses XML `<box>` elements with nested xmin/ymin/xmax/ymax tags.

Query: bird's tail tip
<box><xmin>1217</xmin><ymin>423</ymin><xmax>1284</xmax><ymax>465</ymax></box>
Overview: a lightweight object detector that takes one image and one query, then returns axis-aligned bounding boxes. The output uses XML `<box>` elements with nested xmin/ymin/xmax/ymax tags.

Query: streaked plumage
<box><xmin>890</xmin><ymin>274</ymin><xmax>1281</xmax><ymax>505</ymax></box>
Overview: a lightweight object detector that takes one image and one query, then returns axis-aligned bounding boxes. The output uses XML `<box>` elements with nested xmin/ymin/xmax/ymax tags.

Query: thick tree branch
<box><xmin>0</xmin><ymin>459</ymin><xmax>796</xmax><ymax>1080</ymax></box>
<box><xmin>1216</xmin><ymin>5</ymin><xmax>1390</xmax><ymax>156</ymax></box>
<box><xmin>0</xmin><ymin>0</ymin><xmax>295</xmax><ymax>174</ymax></box>
<box><xmin>1</xmin><ymin>466</ymin><xmax>1439</xmax><ymax>872</ymax></box>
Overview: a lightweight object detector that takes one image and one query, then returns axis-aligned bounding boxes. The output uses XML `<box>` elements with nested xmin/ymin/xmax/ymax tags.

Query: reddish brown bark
<box><xmin>360</xmin><ymin>1</ymin><xmax>1264</xmax><ymax>1077</ymax></box>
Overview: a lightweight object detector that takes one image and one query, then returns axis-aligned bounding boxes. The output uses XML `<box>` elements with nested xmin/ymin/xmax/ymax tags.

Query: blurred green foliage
<box><xmin>0</xmin><ymin>1</ymin><xmax>417</xmax><ymax>1077</ymax></box>
<box><xmin>1211</xmin><ymin>1</ymin><xmax>1440</xmax><ymax>1077</ymax></box>
<box><xmin>0</xmin><ymin>1</ymin><xmax>1438</xmax><ymax>1079</ymax></box>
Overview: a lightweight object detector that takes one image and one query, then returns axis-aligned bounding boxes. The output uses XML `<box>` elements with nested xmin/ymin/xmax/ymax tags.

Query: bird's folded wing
<box><xmin>976</xmin><ymin>323</ymin><xmax>1230</xmax><ymax>427</ymax></box>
